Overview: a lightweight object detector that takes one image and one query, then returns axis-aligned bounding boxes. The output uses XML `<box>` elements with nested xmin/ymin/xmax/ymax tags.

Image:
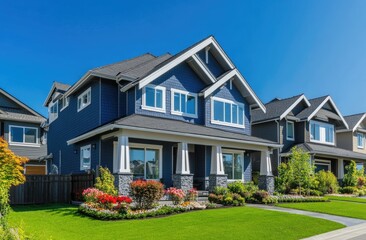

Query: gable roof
<box><xmin>342</xmin><ymin>113</ymin><xmax>366</xmax><ymax>132</ymax></box>
<box><xmin>44</xmin><ymin>81</ymin><xmax>71</xmax><ymax>106</ymax></box>
<box><xmin>0</xmin><ymin>88</ymin><xmax>45</xmax><ymax>123</ymax></box>
<box><xmin>251</xmin><ymin>94</ymin><xmax>309</xmax><ymax>123</ymax></box>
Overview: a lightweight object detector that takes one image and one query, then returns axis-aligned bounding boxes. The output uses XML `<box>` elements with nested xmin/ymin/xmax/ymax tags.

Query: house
<box><xmin>44</xmin><ymin>36</ymin><xmax>281</xmax><ymax>195</ymax></box>
<box><xmin>0</xmin><ymin>88</ymin><xmax>48</xmax><ymax>175</ymax></box>
<box><xmin>251</xmin><ymin>94</ymin><xmax>366</xmax><ymax>180</ymax></box>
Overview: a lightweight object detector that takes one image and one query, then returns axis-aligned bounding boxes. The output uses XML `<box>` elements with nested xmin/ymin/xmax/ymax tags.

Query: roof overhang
<box><xmin>352</xmin><ymin>113</ymin><xmax>366</xmax><ymax>132</ymax></box>
<box><xmin>280</xmin><ymin>95</ymin><xmax>310</xmax><ymax>120</ymax></box>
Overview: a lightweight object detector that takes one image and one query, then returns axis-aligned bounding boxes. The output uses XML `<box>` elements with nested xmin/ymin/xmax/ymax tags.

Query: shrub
<box><xmin>130</xmin><ymin>180</ymin><xmax>164</xmax><ymax>209</ymax></box>
<box><xmin>252</xmin><ymin>190</ymin><xmax>270</xmax><ymax>203</ymax></box>
<box><xmin>262</xmin><ymin>196</ymin><xmax>278</xmax><ymax>204</ymax></box>
<box><xmin>227</xmin><ymin>181</ymin><xmax>245</xmax><ymax>195</ymax></box>
<box><xmin>165</xmin><ymin>187</ymin><xmax>186</xmax><ymax>205</ymax></box>
<box><xmin>212</xmin><ymin>186</ymin><xmax>228</xmax><ymax>195</ymax></box>
<box><xmin>232</xmin><ymin>193</ymin><xmax>245</xmax><ymax>206</ymax></box>
<box><xmin>82</xmin><ymin>188</ymin><xmax>104</xmax><ymax>203</ymax></box>
<box><xmin>276</xmin><ymin>195</ymin><xmax>327</xmax><ymax>203</ymax></box>
<box><xmin>357</xmin><ymin>177</ymin><xmax>365</xmax><ymax>188</ymax></box>
<box><xmin>241</xmin><ymin>182</ymin><xmax>259</xmax><ymax>201</ymax></box>
<box><xmin>315</xmin><ymin>170</ymin><xmax>339</xmax><ymax>194</ymax></box>
<box><xmin>186</xmin><ymin>188</ymin><xmax>198</xmax><ymax>201</ymax></box>
<box><xmin>95</xmin><ymin>167</ymin><xmax>117</xmax><ymax>196</ymax></box>
<box><xmin>343</xmin><ymin>161</ymin><xmax>359</xmax><ymax>187</ymax></box>
<box><xmin>307</xmin><ymin>189</ymin><xmax>323</xmax><ymax>196</ymax></box>
<box><xmin>339</xmin><ymin>186</ymin><xmax>357</xmax><ymax>194</ymax></box>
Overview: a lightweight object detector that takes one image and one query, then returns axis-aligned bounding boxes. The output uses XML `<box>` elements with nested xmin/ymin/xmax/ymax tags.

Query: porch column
<box><xmin>337</xmin><ymin>159</ymin><xmax>344</xmax><ymax>180</ymax></box>
<box><xmin>209</xmin><ymin>146</ymin><xmax>227</xmax><ymax>192</ymax></box>
<box><xmin>258</xmin><ymin>150</ymin><xmax>274</xmax><ymax>194</ymax></box>
<box><xmin>173</xmin><ymin>142</ymin><xmax>193</xmax><ymax>192</ymax></box>
<box><xmin>114</xmin><ymin>136</ymin><xmax>133</xmax><ymax>196</ymax></box>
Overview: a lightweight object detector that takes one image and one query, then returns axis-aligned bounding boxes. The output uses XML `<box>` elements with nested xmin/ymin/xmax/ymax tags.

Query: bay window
<box><xmin>223</xmin><ymin>151</ymin><xmax>243</xmax><ymax>180</ymax></box>
<box><xmin>310</xmin><ymin>120</ymin><xmax>334</xmax><ymax>145</ymax></box>
<box><xmin>130</xmin><ymin>144</ymin><xmax>162</xmax><ymax>180</ymax></box>
<box><xmin>142</xmin><ymin>85</ymin><xmax>166</xmax><ymax>112</ymax></box>
<box><xmin>9</xmin><ymin>125</ymin><xmax>38</xmax><ymax>145</ymax></box>
<box><xmin>211</xmin><ymin>97</ymin><xmax>245</xmax><ymax>128</ymax></box>
<box><xmin>171</xmin><ymin>89</ymin><xmax>197</xmax><ymax>117</ymax></box>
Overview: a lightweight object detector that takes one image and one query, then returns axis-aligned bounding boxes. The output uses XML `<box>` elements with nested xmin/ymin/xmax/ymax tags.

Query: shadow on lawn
<box><xmin>11</xmin><ymin>204</ymin><xmax>91</xmax><ymax>219</ymax></box>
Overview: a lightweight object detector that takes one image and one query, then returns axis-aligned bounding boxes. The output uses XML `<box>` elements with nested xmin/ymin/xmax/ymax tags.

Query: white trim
<box><xmin>280</xmin><ymin>95</ymin><xmax>311</xmax><ymax>120</ymax></box>
<box><xmin>211</xmin><ymin>96</ymin><xmax>245</xmax><ymax>129</ymax></box>
<box><xmin>60</xmin><ymin>96</ymin><xmax>69</xmax><ymax>112</ymax></box>
<box><xmin>191</xmin><ymin>54</ymin><xmax>216</xmax><ymax>83</ymax></box>
<box><xmin>77</xmin><ymin>87</ymin><xmax>91</xmax><ymax>112</ymax></box>
<box><xmin>129</xmin><ymin>143</ymin><xmax>163</xmax><ymax>180</ymax></box>
<box><xmin>201</xmin><ymin>70</ymin><xmax>236</xmax><ymax>98</ymax></box>
<box><xmin>222</xmin><ymin>149</ymin><xmax>245</xmax><ymax>181</ymax></box>
<box><xmin>80</xmin><ymin>144</ymin><xmax>91</xmax><ymax>171</ymax></box>
<box><xmin>170</xmin><ymin>88</ymin><xmax>198</xmax><ymax>118</ymax></box>
<box><xmin>8</xmin><ymin>125</ymin><xmax>39</xmax><ymax>146</ymax></box>
<box><xmin>357</xmin><ymin>132</ymin><xmax>364</xmax><ymax>149</ymax></box>
<box><xmin>310</xmin><ymin>120</ymin><xmax>335</xmax><ymax>145</ymax></box>
<box><xmin>141</xmin><ymin>84</ymin><xmax>166</xmax><ymax>113</ymax></box>
<box><xmin>48</xmin><ymin>100</ymin><xmax>59</xmax><ymax>124</ymax></box>
<box><xmin>314</xmin><ymin>159</ymin><xmax>331</xmax><ymax>171</ymax></box>
<box><xmin>286</xmin><ymin>121</ymin><xmax>295</xmax><ymax>141</ymax></box>
<box><xmin>352</xmin><ymin>113</ymin><xmax>366</xmax><ymax>132</ymax></box>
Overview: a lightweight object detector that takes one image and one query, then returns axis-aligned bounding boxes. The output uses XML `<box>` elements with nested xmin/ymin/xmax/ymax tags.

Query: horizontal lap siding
<box><xmin>101</xmin><ymin>80</ymin><xmax>119</xmax><ymax>124</ymax></box>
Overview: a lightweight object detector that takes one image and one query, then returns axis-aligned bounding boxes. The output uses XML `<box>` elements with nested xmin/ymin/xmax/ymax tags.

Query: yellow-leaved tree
<box><xmin>0</xmin><ymin>138</ymin><xmax>28</xmax><ymax>228</ymax></box>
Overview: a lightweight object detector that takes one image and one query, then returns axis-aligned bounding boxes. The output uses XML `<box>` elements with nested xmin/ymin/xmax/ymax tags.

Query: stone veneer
<box><xmin>173</xmin><ymin>174</ymin><xmax>193</xmax><ymax>192</ymax></box>
<box><xmin>209</xmin><ymin>174</ymin><xmax>228</xmax><ymax>192</ymax></box>
<box><xmin>258</xmin><ymin>175</ymin><xmax>275</xmax><ymax>194</ymax></box>
<box><xmin>114</xmin><ymin>173</ymin><xmax>133</xmax><ymax>196</ymax></box>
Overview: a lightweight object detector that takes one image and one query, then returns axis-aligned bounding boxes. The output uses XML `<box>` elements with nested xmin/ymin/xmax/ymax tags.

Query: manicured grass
<box><xmin>278</xmin><ymin>200</ymin><xmax>366</xmax><ymax>220</ymax></box>
<box><xmin>326</xmin><ymin>196</ymin><xmax>366</xmax><ymax>203</ymax></box>
<box><xmin>9</xmin><ymin>204</ymin><xmax>343</xmax><ymax>240</ymax></box>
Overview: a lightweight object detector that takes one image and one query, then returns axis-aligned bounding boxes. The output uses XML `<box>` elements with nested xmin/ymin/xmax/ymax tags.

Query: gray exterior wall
<box><xmin>337</xmin><ymin>131</ymin><xmax>354</xmax><ymax>151</ymax></box>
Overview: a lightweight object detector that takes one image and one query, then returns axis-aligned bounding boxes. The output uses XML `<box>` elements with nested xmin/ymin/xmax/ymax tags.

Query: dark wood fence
<box><xmin>9</xmin><ymin>173</ymin><xmax>95</xmax><ymax>205</ymax></box>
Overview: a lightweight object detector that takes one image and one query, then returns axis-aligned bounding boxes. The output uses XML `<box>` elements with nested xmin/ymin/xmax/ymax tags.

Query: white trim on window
<box><xmin>8</xmin><ymin>125</ymin><xmax>40</xmax><ymax>147</ymax></box>
<box><xmin>222</xmin><ymin>149</ymin><xmax>245</xmax><ymax>181</ymax></box>
<box><xmin>286</xmin><ymin>121</ymin><xmax>295</xmax><ymax>141</ymax></box>
<box><xmin>310</xmin><ymin>120</ymin><xmax>335</xmax><ymax>145</ymax></box>
<box><xmin>170</xmin><ymin>88</ymin><xmax>198</xmax><ymax>118</ymax></box>
<box><xmin>210</xmin><ymin>96</ymin><xmax>245</xmax><ymax>129</ymax></box>
<box><xmin>77</xmin><ymin>87</ymin><xmax>91</xmax><ymax>112</ymax></box>
<box><xmin>357</xmin><ymin>132</ymin><xmax>364</xmax><ymax>149</ymax></box>
<box><xmin>314</xmin><ymin>159</ymin><xmax>331</xmax><ymax>171</ymax></box>
<box><xmin>141</xmin><ymin>84</ymin><xmax>166</xmax><ymax>113</ymax></box>
<box><xmin>48</xmin><ymin>100</ymin><xmax>58</xmax><ymax>123</ymax></box>
<box><xmin>60</xmin><ymin>96</ymin><xmax>69</xmax><ymax>112</ymax></box>
<box><xmin>80</xmin><ymin>144</ymin><xmax>91</xmax><ymax>171</ymax></box>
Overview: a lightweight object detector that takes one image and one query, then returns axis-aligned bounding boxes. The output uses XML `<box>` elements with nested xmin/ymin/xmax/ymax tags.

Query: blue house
<box><xmin>44</xmin><ymin>36</ymin><xmax>281</xmax><ymax>194</ymax></box>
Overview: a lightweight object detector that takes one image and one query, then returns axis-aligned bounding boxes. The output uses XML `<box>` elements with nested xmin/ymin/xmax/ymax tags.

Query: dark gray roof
<box><xmin>251</xmin><ymin>94</ymin><xmax>304</xmax><ymax>123</ymax></box>
<box><xmin>282</xmin><ymin>143</ymin><xmax>366</xmax><ymax>161</ymax></box>
<box><xmin>295</xmin><ymin>96</ymin><xmax>329</xmax><ymax>120</ymax></box>
<box><xmin>114</xmin><ymin>114</ymin><xmax>279</xmax><ymax>146</ymax></box>
<box><xmin>0</xmin><ymin>107</ymin><xmax>45</xmax><ymax>123</ymax></box>
<box><xmin>54</xmin><ymin>82</ymin><xmax>71</xmax><ymax>92</ymax></box>
<box><xmin>344</xmin><ymin>113</ymin><xmax>365</xmax><ymax>130</ymax></box>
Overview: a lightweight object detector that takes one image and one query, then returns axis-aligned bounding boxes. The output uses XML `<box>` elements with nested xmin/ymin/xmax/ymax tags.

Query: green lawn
<box><xmin>9</xmin><ymin>204</ymin><xmax>343</xmax><ymax>240</ymax></box>
<box><xmin>326</xmin><ymin>196</ymin><xmax>366</xmax><ymax>203</ymax></box>
<box><xmin>278</xmin><ymin>200</ymin><xmax>366</xmax><ymax>220</ymax></box>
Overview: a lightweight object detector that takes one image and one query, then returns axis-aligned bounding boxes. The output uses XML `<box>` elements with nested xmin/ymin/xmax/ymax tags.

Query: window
<box><xmin>310</xmin><ymin>120</ymin><xmax>334</xmax><ymax>145</ymax></box>
<box><xmin>223</xmin><ymin>151</ymin><xmax>243</xmax><ymax>180</ymax></box>
<box><xmin>357</xmin><ymin>133</ymin><xmax>364</xmax><ymax>149</ymax></box>
<box><xmin>286</xmin><ymin>121</ymin><xmax>295</xmax><ymax>141</ymax></box>
<box><xmin>142</xmin><ymin>85</ymin><xmax>166</xmax><ymax>112</ymax></box>
<box><xmin>314</xmin><ymin>160</ymin><xmax>331</xmax><ymax>173</ymax></box>
<box><xmin>9</xmin><ymin>126</ymin><xmax>38</xmax><ymax>145</ymax></box>
<box><xmin>77</xmin><ymin>88</ymin><xmax>91</xmax><ymax>112</ymax></box>
<box><xmin>357</xmin><ymin>162</ymin><xmax>364</xmax><ymax>171</ymax></box>
<box><xmin>171</xmin><ymin>89</ymin><xmax>197</xmax><ymax>117</ymax></box>
<box><xmin>130</xmin><ymin>144</ymin><xmax>162</xmax><ymax>180</ymax></box>
<box><xmin>211</xmin><ymin>97</ymin><xmax>244</xmax><ymax>128</ymax></box>
<box><xmin>48</xmin><ymin>101</ymin><xmax>58</xmax><ymax>123</ymax></box>
<box><xmin>60</xmin><ymin>97</ymin><xmax>69</xmax><ymax>111</ymax></box>
<box><xmin>80</xmin><ymin>145</ymin><xmax>91</xmax><ymax>170</ymax></box>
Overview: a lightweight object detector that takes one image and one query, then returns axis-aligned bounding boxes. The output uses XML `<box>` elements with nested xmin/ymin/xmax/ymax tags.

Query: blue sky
<box><xmin>1</xmin><ymin>0</ymin><xmax>366</xmax><ymax>116</ymax></box>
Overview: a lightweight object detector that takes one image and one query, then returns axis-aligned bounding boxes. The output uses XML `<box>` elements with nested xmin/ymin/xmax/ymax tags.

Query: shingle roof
<box><xmin>0</xmin><ymin>107</ymin><xmax>44</xmax><ymax>123</ymax></box>
<box><xmin>281</xmin><ymin>142</ymin><xmax>366</xmax><ymax>161</ymax></box>
<box><xmin>54</xmin><ymin>82</ymin><xmax>71</xmax><ymax>92</ymax></box>
<box><xmin>344</xmin><ymin>113</ymin><xmax>366</xmax><ymax>131</ymax></box>
<box><xmin>295</xmin><ymin>96</ymin><xmax>329</xmax><ymax>120</ymax></box>
<box><xmin>251</xmin><ymin>94</ymin><xmax>304</xmax><ymax>123</ymax></box>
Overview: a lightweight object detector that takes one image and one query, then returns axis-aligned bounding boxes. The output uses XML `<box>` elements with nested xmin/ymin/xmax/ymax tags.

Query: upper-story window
<box><xmin>286</xmin><ymin>121</ymin><xmax>295</xmax><ymax>141</ymax></box>
<box><xmin>171</xmin><ymin>89</ymin><xmax>197</xmax><ymax>118</ymax></box>
<box><xmin>48</xmin><ymin>100</ymin><xmax>58</xmax><ymax>123</ymax></box>
<box><xmin>142</xmin><ymin>84</ymin><xmax>166</xmax><ymax>113</ymax></box>
<box><xmin>357</xmin><ymin>133</ymin><xmax>364</xmax><ymax>149</ymax></box>
<box><xmin>60</xmin><ymin>96</ymin><xmax>69</xmax><ymax>111</ymax></box>
<box><xmin>9</xmin><ymin>125</ymin><xmax>38</xmax><ymax>146</ymax></box>
<box><xmin>211</xmin><ymin>97</ymin><xmax>244</xmax><ymax>128</ymax></box>
<box><xmin>310</xmin><ymin>120</ymin><xmax>334</xmax><ymax>145</ymax></box>
<box><xmin>77</xmin><ymin>88</ymin><xmax>91</xmax><ymax>112</ymax></box>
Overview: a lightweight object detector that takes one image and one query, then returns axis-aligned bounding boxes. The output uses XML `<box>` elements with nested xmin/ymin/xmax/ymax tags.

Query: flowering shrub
<box><xmin>82</xmin><ymin>188</ymin><xmax>104</xmax><ymax>203</ymax></box>
<box><xmin>186</xmin><ymin>188</ymin><xmax>198</xmax><ymax>201</ymax></box>
<box><xmin>130</xmin><ymin>180</ymin><xmax>164</xmax><ymax>209</ymax></box>
<box><xmin>166</xmin><ymin>187</ymin><xmax>186</xmax><ymax>205</ymax></box>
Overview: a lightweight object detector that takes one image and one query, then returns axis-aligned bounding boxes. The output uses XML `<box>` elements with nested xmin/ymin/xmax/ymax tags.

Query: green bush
<box><xmin>95</xmin><ymin>167</ymin><xmax>117</xmax><ymax>196</ymax></box>
<box><xmin>212</xmin><ymin>186</ymin><xmax>228</xmax><ymax>195</ymax></box>
<box><xmin>343</xmin><ymin>161</ymin><xmax>360</xmax><ymax>187</ymax></box>
<box><xmin>339</xmin><ymin>186</ymin><xmax>357</xmax><ymax>194</ymax></box>
<box><xmin>130</xmin><ymin>180</ymin><xmax>164</xmax><ymax>209</ymax></box>
<box><xmin>307</xmin><ymin>189</ymin><xmax>323</xmax><ymax>196</ymax></box>
<box><xmin>276</xmin><ymin>196</ymin><xmax>327</xmax><ymax>203</ymax></box>
<box><xmin>252</xmin><ymin>190</ymin><xmax>270</xmax><ymax>203</ymax></box>
<box><xmin>315</xmin><ymin>170</ymin><xmax>339</xmax><ymax>194</ymax></box>
<box><xmin>227</xmin><ymin>181</ymin><xmax>245</xmax><ymax>195</ymax></box>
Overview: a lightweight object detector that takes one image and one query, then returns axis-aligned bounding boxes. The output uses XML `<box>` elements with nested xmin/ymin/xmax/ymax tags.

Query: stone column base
<box><xmin>209</xmin><ymin>174</ymin><xmax>228</xmax><ymax>192</ymax></box>
<box><xmin>258</xmin><ymin>175</ymin><xmax>274</xmax><ymax>194</ymax></box>
<box><xmin>114</xmin><ymin>173</ymin><xmax>133</xmax><ymax>196</ymax></box>
<box><xmin>173</xmin><ymin>174</ymin><xmax>193</xmax><ymax>192</ymax></box>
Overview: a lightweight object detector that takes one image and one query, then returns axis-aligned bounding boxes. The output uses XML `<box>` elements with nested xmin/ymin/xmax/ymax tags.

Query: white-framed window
<box><xmin>357</xmin><ymin>162</ymin><xmax>364</xmax><ymax>171</ymax></box>
<box><xmin>314</xmin><ymin>159</ymin><xmax>331</xmax><ymax>173</ymax></box>
<box><xmin>129</xmin><ymin>143</ymin><xmax>162</xmax><ymax>180</ymax></box>
<box><xmin>80</xmin><ymin>145</ymin><xmax>91</xmax><ymax>170</ymax></box>
<box><xmin>60</xmin><ymin>96</ymin><xmax>69</xmax><ymax>111</ymax></box>
<box><xmin>310</xmin><ymin>120</ymin><xmax>334</xmax><ymax>145</ymax></box>
<box><xmin>48</xmin><ymin>100</ymin><xmax>58</xmax><ymax>123</ymax></box>
<box><xmin>171</xmin><ymin>88</ymin><xmax>197</xmax><ymax>118</ymax></box>
<box><xmin>286</xmin><ymin>121</ymin><xmax>295</xmax><ymax>141</ymax></box>
<box><xmin>222</xmin><ymin>150</ymin><xmax>244</xmax><ymax>180</ymax></box>
<box><xmin>77</xmin><ymin>88</ymin><xmax>91</xmax><ymax>112</ymax></box>
<box><xmin>211</xmin><ymin>97</ymin><xmax>245</xmax><ymax>128</ymax></box>
<box><xmin>9</xmin><ymin>125</ymin><xmax>39</xmax><ymax>146</ymax></box>
<box><xmin>357</xmin><ymin>133</ymin><xmax>364</xmax><ymax>149</ymax></box>
<box><xmin>142</xmin><ymin>84</ymin><xmax>166</xmax><ymax>113</ymax></box>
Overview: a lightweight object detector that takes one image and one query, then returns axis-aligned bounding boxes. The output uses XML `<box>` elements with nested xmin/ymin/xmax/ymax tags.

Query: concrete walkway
<box><xmin>303</xmin><ymin>223</ymin><xmax>366</xmax><ymax>240</ymax></box>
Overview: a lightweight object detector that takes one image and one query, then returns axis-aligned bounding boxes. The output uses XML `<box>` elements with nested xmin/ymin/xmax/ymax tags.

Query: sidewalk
<box><xmin>303</xmin><ymin>223</ymin><xmax>366</xmax><ymax>240</ymax></box>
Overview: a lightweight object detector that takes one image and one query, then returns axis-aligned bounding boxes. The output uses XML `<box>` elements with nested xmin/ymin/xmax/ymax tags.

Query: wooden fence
<box><xmin>9</xmin><ymin>173</ymin><xmax>95</xmax><ymax>205</ymax></box>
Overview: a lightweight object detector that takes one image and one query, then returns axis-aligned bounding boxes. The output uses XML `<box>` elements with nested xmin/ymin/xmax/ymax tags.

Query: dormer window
<box><xmin>286</xmin><ymin>121</ymin><xmax>295</xmax><ymax>141</ymax></box>
<box><xmin>211</xmin><ymin>97</ymin><xmax>244</xmax><ymax>128</ymax></box>
<box><xmin>310</xmin><ymin>120</ymin><xmax>334</xmax><ymax>145</ymax></box>
<box><xmin>171</xmin><ymin>89</ymin><xmax>197</xmax><ymax>118</ymax></box>
<box><xmin>357</xmin><ymin>133</ymin><xmax>364</xmax><ymax>149</ymax></box>
<box><xmin>77</xmin><ymin>88</ymin><xmax>91</xmax><ymax>112</ymax></box>
<box><xmin>48</xmin><ymin>100</ymin><xmax>58</xmax><ymax>123</ymax></box>
<box><xmin>142</xmin><ymin>84</ymin><xmax>166</xmax><ymax>113</ymax></box>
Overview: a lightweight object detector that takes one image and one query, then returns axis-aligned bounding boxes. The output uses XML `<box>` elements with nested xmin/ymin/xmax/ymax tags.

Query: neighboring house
<box><xmin>44</xmin><ymin>36</ymin><xmax>281</xmax><ymax>195</ymax></box>
<box><xmin>251</xmin><ymin>94</ymin><xmax>366</xmax><ymax>180</ymax></box>
<box><xmin>337</xmin><ymin>113</ymin><xmax>366</xmax><ymax>170</ymax></box>
<box><xmin>0</xmin><ymin>88</ymin><xmax>48</xmax><ymax>175</ymax></box>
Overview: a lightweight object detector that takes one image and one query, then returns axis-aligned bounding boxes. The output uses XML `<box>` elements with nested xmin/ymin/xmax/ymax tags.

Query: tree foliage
<box><xmin>95</xmin><ymin>167</ymin><xmax>117</xmax><ymax>196</ymax></box>
<box><xmin>343</xmin><ymin>160</ymin><xmax>364</xmax><ymax>187</ymax></box>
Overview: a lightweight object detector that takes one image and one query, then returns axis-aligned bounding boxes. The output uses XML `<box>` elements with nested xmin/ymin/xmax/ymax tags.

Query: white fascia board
<box><xmin>67</xmin><ymin>124</ymin><xmax>118</xmax><ymax>145</ymax></box>
<box><xmin>191</xmin><ymin>54</ymin><xmax>216</xmax><ymax>83</ymax></box>
<box><xmin>43</xmin><ymin>83</ymin><xmax>57</xmax><ymax>107</ymax></box>
<box><xmin>279</xmin><ymin>95</ymin><xmax>311</xmax><ymax>120</ymax></box>
<box><xmin>352</xmin><ymin>113</ymin><xmax>366</xmax><ymax>132</ymax></box>
<box><xmin>210</xmin><ymin>37</ymin><xmax>235</xmax><ymax>69</ymax></box>
<box><xmin>201</xmin><ymin>70</ymin><xmax>236</xmax><ymax>98</ymax></box>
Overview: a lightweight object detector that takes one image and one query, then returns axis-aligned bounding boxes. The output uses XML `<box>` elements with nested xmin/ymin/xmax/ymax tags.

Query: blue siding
<box><xmin>244</xmin><ymin>154</ymin><xmax>252</xmax><ymax>182</ymax></box>
<box><xmin>101</xmin><ymin>80</ymin><xmax>119</xmax><ymax>124</ymax></box>
<box><xmin>197</xmin><ymin>50</ymin><xmax>225</xmax><ymax>78</ymax></box>
<box><xmin>101</xmin><ymin>138</ymin><xmax>115</xmax><ymax>170</ymax></box>
<box><xmin>205</xmin><ymin>146</ymin><xmax>211</xmax><ymax>177</ymax></box>
<box><xmin>127</xmin><ymin>88</ymin><xmax>135</xmax><ymax>115</ymax></box>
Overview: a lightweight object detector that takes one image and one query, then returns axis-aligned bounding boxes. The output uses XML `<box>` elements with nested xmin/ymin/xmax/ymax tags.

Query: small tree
<box><xmin>0</xmin><ymin>138</ymin><xmax>28</xmax><ymax>228</ymax></box>
<box><xmin>275</xmin><ymin>162</ymin><xmax>293</xmax><ymax>193</ymax></box>
<box><xmin>315</xmin><ymin>170</ymin><xmax>339</xmax><ymax>194</ymax></box>
<box><xmin>343</xmin><ymin>160</ymin><xmax>360</xmax><ymax>187</ymax></box>
<box><xmin>95</xmin><ymin>167</ymin><xmax>117</xmax><ymax>196</ymax></box>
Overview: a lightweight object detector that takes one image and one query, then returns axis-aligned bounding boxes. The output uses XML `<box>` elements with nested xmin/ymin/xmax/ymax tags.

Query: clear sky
<box><xmin>1</xmin><ymin>0</ymin><xmax>366</xmax><ymax>116</ymax></box>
